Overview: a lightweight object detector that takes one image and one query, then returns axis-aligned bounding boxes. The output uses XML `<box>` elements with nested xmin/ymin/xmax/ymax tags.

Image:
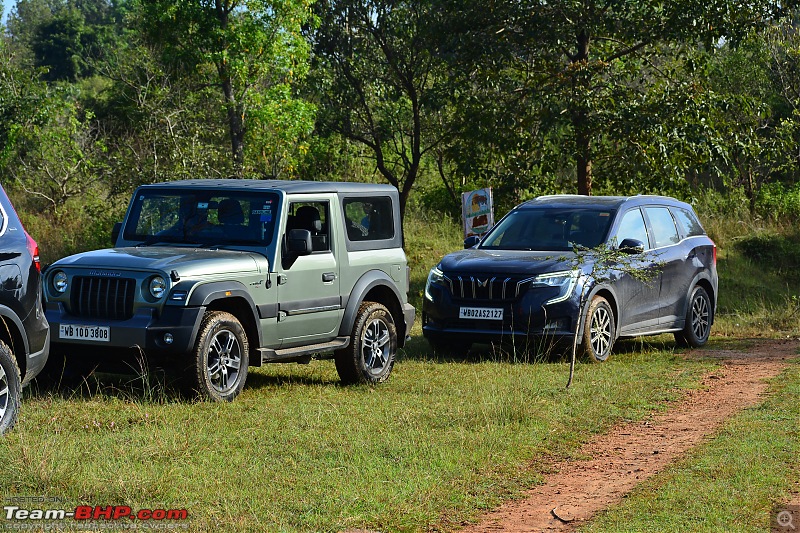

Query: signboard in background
<box><xmin>461</xmin><ymin>188</ymin><xmax>494</xmax><ymax>238</ymax></box>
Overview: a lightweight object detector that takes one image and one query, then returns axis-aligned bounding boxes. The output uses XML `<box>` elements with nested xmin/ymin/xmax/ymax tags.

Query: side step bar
<box><xmin>259</xmin><ymin>336</ymin><xmax>350</xmax><ymax>364</ymax></box>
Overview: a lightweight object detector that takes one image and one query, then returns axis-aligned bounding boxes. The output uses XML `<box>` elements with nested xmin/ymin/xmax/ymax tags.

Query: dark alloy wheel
<box><xmin>0</xmin><ymin>341</ymin><xmax>21</xmax><ymax>435</ymax></box>
<box><xmin>579</xmin><ymin>296</ymin><xmax>615</xmax><ymax>362</ymax></box>
<box><xmin>191</xmin><ymin>311</ymin><xmax>249</xmax><ymax>401</ymax></box>
<box><xmin>335</xmin><ymin>302</ymin><xmax>397</xmax><ymax>385</ymax></box>
<box><xmin>675</xmin><ymin>286</ymin><xmax>712</xmax><ymax>348</ymax></box>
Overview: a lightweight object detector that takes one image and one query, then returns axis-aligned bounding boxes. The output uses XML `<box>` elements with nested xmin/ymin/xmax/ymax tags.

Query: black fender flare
<box><xmin>0</xmin><ymin>304</ymin><xmax>28</xmax><ymax>357</ymax></box>
<box><xmin>184</xmin><ymin>281</ymin><xmax>263</xmax><ymax>347</ymax></box>
<box><xmin>338</xmin><ymin>270</ymin><xmax>405</xmax><ymax>338</ymax></box>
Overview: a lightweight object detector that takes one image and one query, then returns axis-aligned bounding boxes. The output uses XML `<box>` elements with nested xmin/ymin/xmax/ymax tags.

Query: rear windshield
<box><xmin>123</xmin><ymin>189</ymin><xmax>280</xmax><ymax>246</ymax></box>
<box><xmin>480</xmin><ymin>207</ymin><xmax>615</xmax><ymax>251</ymax></box>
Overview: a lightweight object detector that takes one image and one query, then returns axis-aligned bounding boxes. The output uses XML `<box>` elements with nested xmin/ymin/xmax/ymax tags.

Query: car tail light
<box><xmin>25</xmin><ymin>232</ymin><xmax>40</xmax><ymax>272</ymax></box>
<box><xmin>711</xmin><ymin>240</ymin><xmax>717</xmax><ymax>266</ymax></box>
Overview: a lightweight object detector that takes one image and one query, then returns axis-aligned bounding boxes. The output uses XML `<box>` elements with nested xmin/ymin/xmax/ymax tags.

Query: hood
<box><xmin>52</xmin><ymin>247</ymin><xmax>264</xmax><ymax>277</ymax></box>
<box><xmin>438</xmin><ymin>248</ymin><xmax>581</xmax><ymax>275</ymax></box>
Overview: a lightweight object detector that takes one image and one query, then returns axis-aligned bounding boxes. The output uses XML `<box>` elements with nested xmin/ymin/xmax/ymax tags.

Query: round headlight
<box><xmin>149</xmin><ymin>276</ymin><xmax>166</xmax><ymax>299</ymax></box>
<box><xmin>53</xmin><ymin>271</ymin><xmax>68</xmax><ymax>293</ymax></box>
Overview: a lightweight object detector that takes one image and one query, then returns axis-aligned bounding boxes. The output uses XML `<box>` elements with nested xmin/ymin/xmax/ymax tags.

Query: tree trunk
<box><xmin>572</xmin><ymin>29</ymin><xmax>592</xmax><ymax>196</ymax></box>
<box><xmin>576</xmin><ymin>112</ymin><xmax>592</xmax><ymax>196</ymax></box>
<box><xmin>221</xmin><ymin>75</ymin><xmax>245</xmax><ymax>173</ymax></box>
<box><xmin>215</xmin><ymin>1</ymin><xmax>244</xmax><ymax>174</ymax></box>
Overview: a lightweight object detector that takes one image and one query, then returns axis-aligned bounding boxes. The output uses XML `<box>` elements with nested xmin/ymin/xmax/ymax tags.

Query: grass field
<box><xmin>3</xmin><ymin>344</ymin><xmax>712</xmax><ymax>532</ymax></box>
<box><xmin>1</xmin><ymin>210</ymin><xmax>798</xmax><ymax>532</ymax></box>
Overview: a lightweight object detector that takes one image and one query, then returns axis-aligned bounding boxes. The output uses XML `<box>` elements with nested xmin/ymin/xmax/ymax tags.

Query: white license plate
<box><xmin>459</xmin><ymin>307</ymin><xmax>503</xmax><ymax>320</ymax></box>
<box><xmin>59</xmin><ymin>324</ymin><xmax>110</xmax><ymax>342</ymax></box>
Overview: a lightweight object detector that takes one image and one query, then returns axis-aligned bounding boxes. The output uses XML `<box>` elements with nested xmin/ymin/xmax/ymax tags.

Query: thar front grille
<box><xmin>70</xmin><ymin>276</ymin><xmax>136</xmax><ymax>320</ymax></box>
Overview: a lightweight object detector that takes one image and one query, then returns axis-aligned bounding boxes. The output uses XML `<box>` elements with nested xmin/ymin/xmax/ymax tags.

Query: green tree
<box><xmin>138</xmin><ymin>0</ymin><xmax>315</xmax><ymax>173</ymax></box>
<box><xmin>310</xmin><ymin>0</ymin><xmax>456</xmax><ymax>219</ymax></box>
<box><xmin>441</xmin><ymin>0</ymin><xmax>788</xmax><ymax>196</ymax></box>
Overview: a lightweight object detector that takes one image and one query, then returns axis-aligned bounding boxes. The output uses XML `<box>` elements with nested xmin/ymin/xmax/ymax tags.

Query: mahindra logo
<box><xmin>88</xmin><ymin>270</ymin><xmax>122</xmax><ymax>277</ymax></box>
<box><xmin>477</xmin><ymin>278</ymin><xmax>489</xmax><ymax>288</ymax></box>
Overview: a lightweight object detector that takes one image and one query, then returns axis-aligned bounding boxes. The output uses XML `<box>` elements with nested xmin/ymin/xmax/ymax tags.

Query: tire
<box><xmin>578</xmin><ymin>296</ymin><xmax>615</xmax><ymax>362</ymax></box>
<box><xmin>189</xmin><ymin>311</ymin><xmax>249</xmax><ymax>401</ymax></box>
<box><xmin>0</xmin><ymin>341</ymin><xmax>21</xmax><ymax>435</ymax></box>
<box><xmin>675</xmin><ymin>286</ymin><xmax>712</xmax><ymax>348</ymax></box>
<box><xmin>427</xmin><ymin>338</ymin><xmax>471</xmax><ymax>358</ymax></box>
<box><xmin>335</xmin><ymin>302</ymin><xmax>397</xmax><ymax>385</ymax></box>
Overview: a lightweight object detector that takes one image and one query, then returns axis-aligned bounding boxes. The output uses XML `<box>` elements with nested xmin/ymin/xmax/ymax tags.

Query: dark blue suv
<box><xmin>0</xmin><ymin>185</ymin><xmax>49</xmax><ymax>434</ymax></box>
<box><xmin>422</xmin><ymin>195</ymin><xmax>717</xmax><ymax>360</ymax></box>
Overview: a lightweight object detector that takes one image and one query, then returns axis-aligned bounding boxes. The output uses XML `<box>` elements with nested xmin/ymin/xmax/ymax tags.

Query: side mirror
<box><xmin>111</xmin><ymin>222</ymin><xmax>122</xmax><ymax>245</ymax></box>
<box><xmin>619</xmin><ymin>238</ymin><xmax>645</xmax><ymax>255</ymax></box>
<box><xmin>287</xmin><ymin>229</ymin><xmax>312</xmax><ymax>255</ymax></box>
<box><xmin>464</xmin><ymin>235</ymin><xmax>481</xmax><ymax>249</ymax></box>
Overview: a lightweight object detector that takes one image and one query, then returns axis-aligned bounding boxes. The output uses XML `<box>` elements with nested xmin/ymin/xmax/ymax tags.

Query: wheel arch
<box><xmin>693</xmin><ymin>277</ymin><xmax>716</xmax><ymax>325</ymax></box>
<box><xmin>339</xmin><ymin>271</ymin><xmax>405</xmax><ymax>341</ymax></box>
<box><xmin>586</xmin><ymin>285</ymin><xmax>620</xmax><ymax>339</ymax></box>
<box><xmin>186</xmin><ymin>281</ymin><xmax>263</xmax><ymax>365</ymax></box>
<box><xmin>0</xmin><ymin>306</ymin><xmax>28</xmax><ymax>378</ymax></box>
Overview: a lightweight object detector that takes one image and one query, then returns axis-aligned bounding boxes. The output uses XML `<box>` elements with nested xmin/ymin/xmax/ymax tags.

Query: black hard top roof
<box><xmin>519</xmin><ymin>194</ymin><xmax>692</xmax><ymax>211</ymax></box>
<box><xmin>141</xmin><ymin>179</ymin><xmax>398</xmax><ymax>195</ymax></box>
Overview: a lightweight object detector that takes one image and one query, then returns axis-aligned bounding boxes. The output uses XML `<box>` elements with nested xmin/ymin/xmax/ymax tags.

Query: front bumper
<box><xmin>46</xmin><ymin>302</ymin><xmax>205</xmax><ymax>355</ymax></box>
<box><xmin>402</xmin><ymin>302</ymin><xmax>416</xmax><ymax>345</ymax></box>
<box><xmin>422</xmin><ymin>281</ymin><xmax>580</xmax><ymax>344</ymax></box>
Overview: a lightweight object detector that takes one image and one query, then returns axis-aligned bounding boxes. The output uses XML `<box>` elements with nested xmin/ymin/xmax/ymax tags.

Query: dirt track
<box><xmin>460</xmin><ymin>339</ymin><xmax>798</xmax><ymax>532</ymax></box>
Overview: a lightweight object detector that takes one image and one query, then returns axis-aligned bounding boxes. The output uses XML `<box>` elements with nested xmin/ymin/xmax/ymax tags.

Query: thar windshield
<box><xmin>123</xmin><ymin>189</ymin><xmax>280</xmax><ymax>247</ymax></box>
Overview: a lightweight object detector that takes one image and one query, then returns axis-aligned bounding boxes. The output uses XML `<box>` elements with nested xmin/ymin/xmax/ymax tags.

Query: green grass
<box><xmin>2</xmin><ymin>346</ymin><xmax>712</xmax><ymax>532</ymax></box>
<box><xmin>702</xmin><ymin>215</ymin><xmax>800</xmax><ymax>337</ymax></box>
<box><xmin>581</xmin><ymin>360</ymin><xmax>800</xmax><ymax>533</ymax></box>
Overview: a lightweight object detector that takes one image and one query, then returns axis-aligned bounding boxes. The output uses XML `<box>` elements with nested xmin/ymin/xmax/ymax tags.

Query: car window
<box><xmin>615</xmin><ymin>208</ymin><xmax>650</xmax><ymax>249</ymax></box>
<box><xmin>287</xmin><ymin>201</ymin><xmax>330</xmax><ymax>252</ymax></box>
<box><xmin>343</xmin><ymin>197</ymin><xmax>395</xmax><ymax>241</ymax></box>
<box><xmin>645</xmin><ymin>207</ymin><xmax>680</xmax><ymax>248</ymax></box>
<box><xmin>672</xmin><ymin>207</ymin><xmax>705</xmax><ymax>237</ymax></box>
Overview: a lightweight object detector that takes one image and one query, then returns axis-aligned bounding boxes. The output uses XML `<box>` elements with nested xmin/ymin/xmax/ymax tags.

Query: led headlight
<box><xmin>425</xmin><ymin>265</ymin><xmax>445</xmax><ymax>301</ymax></box>
<box><xmin>534</xmin><ymin>270</ymin><xmax>579</xmax><ymax>305</ymax></box>
<box><xmin>149</xmin><ymin>276</ymin><xmax>167</xmax><ymax>299</ymax></box>
<box><xmin>53</xmin><ymin>271</ymin><xmax>68</xmax><ymax>293</ymax></box>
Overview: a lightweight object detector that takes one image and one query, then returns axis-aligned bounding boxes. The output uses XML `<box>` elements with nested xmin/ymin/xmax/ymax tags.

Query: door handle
<box><xmin>322</xmin><ymin>272</ymin><xmax>336</xmax><ymax>282</ymax></box>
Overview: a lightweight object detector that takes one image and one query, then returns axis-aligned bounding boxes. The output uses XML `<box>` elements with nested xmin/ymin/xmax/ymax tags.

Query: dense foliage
<box><xmin>1</xmin><ymin>0</ymin><xmax>799</xmax><ymax>249</ymax></box>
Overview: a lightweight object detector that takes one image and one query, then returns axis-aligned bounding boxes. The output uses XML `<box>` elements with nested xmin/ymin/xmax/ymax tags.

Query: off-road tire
<box><xmin>578</xmin><ymin>296</ymin><xmax>615</xmax><ymax>362</ymax></box>
<box><xmin>190</xmin><ymin>311</ymin><xmax>249</xmax><ymax>401</ymax></box>
<box><xmin>0</xmin><ymin>341</ymin><xmax>21</xmax><ymax>435</ymax></box>
<box><xmin>335</xmin><ymin>302</ymin><xmax>397</xmax><ymax>385</ymax></box>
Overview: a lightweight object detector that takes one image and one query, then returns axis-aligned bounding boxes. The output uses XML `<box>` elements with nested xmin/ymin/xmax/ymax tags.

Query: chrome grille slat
<box><xmin>444</xmin><ymin>273</ymin><xmax>532</xmax><ymax>302</ymax></box>
<box><xmin>70</xmin><ymin>277</ymin><xmax>135</xmax><ymax>320</ymax></box>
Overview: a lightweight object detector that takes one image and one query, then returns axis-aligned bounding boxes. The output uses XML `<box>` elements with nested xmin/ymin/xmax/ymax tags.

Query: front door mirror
<box><xmin>111</xmin><ymin>222</ymin><xmax>122</xmax><ymax>245</ymax></box>
<box><xmin>618</xmin><ymin>238</ymin><xmax>645</xmax><ymax>254</ymax></box>
<box><xmin>464</xmin><ymin>235</ymin><xmax>481</xmax><ymax>249</ymax></box>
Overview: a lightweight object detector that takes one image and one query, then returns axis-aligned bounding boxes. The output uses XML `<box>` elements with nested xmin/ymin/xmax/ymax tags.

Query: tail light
<box><xmin>711</xmin><ymin>240</ymin><xmax>717</xmax><ymax>266</ymax></box>
<box><xmin>25</xmin><ymin>232</ymin><xmax>40</xmax><ymax>273</ymax></box>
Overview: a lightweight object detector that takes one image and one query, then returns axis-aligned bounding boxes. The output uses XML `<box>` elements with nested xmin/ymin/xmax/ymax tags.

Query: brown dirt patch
<box><xmin>460</xmin><ymin>339</ymin><xmax>798</xmax><ymax>532</ymax></box>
